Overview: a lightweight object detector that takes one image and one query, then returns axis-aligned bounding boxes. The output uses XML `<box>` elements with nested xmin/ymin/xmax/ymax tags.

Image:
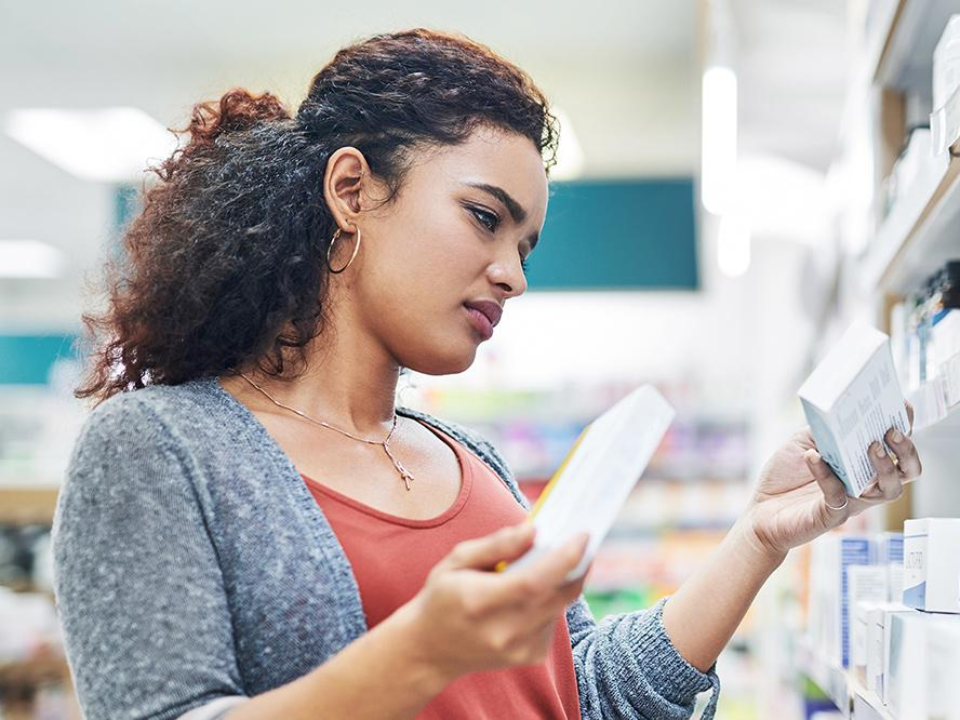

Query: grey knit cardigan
<box><xmin>52</xmin><ymin>377</ymin><xmax>720</xmax><ymax>719</ymax></box>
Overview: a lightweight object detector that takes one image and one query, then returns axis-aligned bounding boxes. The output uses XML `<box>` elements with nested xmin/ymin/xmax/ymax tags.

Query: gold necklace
<box><xmin>239</xmin><ymin>373</ymin><xmax>416</xmax><ymax>491</ymax></box>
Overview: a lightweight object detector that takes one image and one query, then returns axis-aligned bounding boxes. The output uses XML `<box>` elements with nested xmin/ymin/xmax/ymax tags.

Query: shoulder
<box><xmin>397</xmin><ymin>406</ymin><xmax>528</xmax><ymax>507</ymax></box>
<box><xmin>72</xmin><ymin>378</ymin><xmax>226</xmax><ymax>462</ymax></box>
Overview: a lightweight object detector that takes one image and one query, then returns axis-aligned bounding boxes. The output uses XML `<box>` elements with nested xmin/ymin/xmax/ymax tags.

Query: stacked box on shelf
<box><xmin>887</xmin><ymin>611</ymin><xmax>960</xmax><ymax>720</ymax></box>
<box><xmin>808</xmin><ymin>534</ymin><xmax>875</xmax><ymax>669</ymax></box>
<box><xmin>903</xmin><ymin>518</ymin><xmax>960</xmax><ymax>613</ymax></box>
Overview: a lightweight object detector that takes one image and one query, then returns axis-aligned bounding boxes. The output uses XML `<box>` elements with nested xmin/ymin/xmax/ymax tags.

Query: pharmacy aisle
<box><xmin>2</xmin><ymin>2</ymin><xmax>960</xmax><ymax>719</ymax></box>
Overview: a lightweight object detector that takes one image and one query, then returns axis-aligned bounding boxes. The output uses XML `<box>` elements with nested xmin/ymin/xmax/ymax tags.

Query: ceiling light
<box><xmin>0</xmin><ymin>240</ymin><xmax>64</xmax><ymax>278</ymax></box>
<box><xmin>701</xmin><ymin>65</ymin><xmax>738</xmax><ymax>215</ymax></box>
<box><xmin>4</xmin><ymin>107</ymin><xmax>178</xmax><ymax>183</ymax></box>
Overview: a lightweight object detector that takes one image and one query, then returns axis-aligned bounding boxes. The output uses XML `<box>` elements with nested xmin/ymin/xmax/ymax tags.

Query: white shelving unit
<box><xmin>850</xmin><ymin>0</ymin><xmax>960</xmax><ymax>519</ymax></box>
<box><xmin>797</xmin><ymin>643</ymin><xmax>894</xmax><ymax>720</ymax></box>
<box><xmin>791</xmin><ymin>3</ymin><xmax>960</xmax><ymax>717</ymax></box>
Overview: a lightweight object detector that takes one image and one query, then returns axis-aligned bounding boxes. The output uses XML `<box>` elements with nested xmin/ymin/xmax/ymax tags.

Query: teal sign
<box><xmin>527</xmin><ymin>178</ymin><xmax>699</xmax><ymax>290</ymax></box>
<box><xmin>0</xmin><ymin>334</ymin><xmax>79</xmax><ymax>385</ymax></box>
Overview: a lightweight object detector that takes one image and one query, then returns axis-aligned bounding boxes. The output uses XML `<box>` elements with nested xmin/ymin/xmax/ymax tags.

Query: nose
<box><xmin>487</xmin><ymin>253</ymin><xmax>528</xmax><ymax>299</ymax></box>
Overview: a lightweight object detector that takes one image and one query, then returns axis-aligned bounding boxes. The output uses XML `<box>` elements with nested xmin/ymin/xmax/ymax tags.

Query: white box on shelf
<box><xmin>887</xmin><ymin>611</ymin><xmax>928</xmax><ymax>719</ymax></box>
<box><xmin>903</xmin><ymin>518</ymin><xmax>960</xmax><ymax>613</ymax></box>
<box><xmin>934</xmin><ymin>15</ymin><xmax>960</xmax><ymax>111</ymax></box>
<box><xmin>927</xmin><ymin>617</ymin><xmax>960</xmax><ymax>720</ymax></box>
<box><xmin>866</xmin><ymin>602</ymin><xmax>910</xmax><ymax>699</ymax></box>
<box><xmin>853</xmin><ymin>598</ymin><xmax>881</xmax><ymax>672</ymax></box>
<box><xmin>799</xmin><ymin>322</ymin><xmax>910</xmax><ymax>497</ymax></box>
<box><xmin>878</xmin><ymin>531</ymin><xmax>905</xmax><ymax>602</ymax></box>
<box><xmin>850</xmin><ymin>567</ymin><xmax>888</xmax><ymax>670</ymax></box>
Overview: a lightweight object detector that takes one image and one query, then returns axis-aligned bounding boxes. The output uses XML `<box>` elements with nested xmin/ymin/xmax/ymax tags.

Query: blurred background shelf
<box><xmin>0</xmin><ymin>487</ymin><xmax>59</xmax><ymax>526</ymax></box>
<box><xmin>796</xmin><ymin>642</ymin><xmax>896</xmax><ymax>720</ymax></box>
<box><xmin>861</xmin><ymin>146</ymin><xmax>960</xmax><ymax>295</ymax></box>
<box><xmin>872</xmin><ymin>0</ymin><xmax>960</xmax><ymax>89</ymax></box>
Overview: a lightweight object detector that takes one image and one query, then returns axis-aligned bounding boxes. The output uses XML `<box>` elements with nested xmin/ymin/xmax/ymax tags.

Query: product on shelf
<box><xmin>934</xmin><ymin>15</ymin><xmax>960</xmax><ymax>111</ymax></box>
<box><xmin>865</xmin><ymin>602</ymin><xmax>910</xmax><ymax>702</ymax></box>
<box><xmin>887</xmin><ymin>611</ymin><xmax>928</xmax><ymax>718</ymax></box>
<box><xmin>903</xmin><ymin>517</ymin><xmax>960</xmax><ymax>613</ymax></box>
<box><xmin>877</xmin><ymin>531</ymin><xmax>904</xmax><ymax>602</ymax></box>
<box><xmin>807</xmin><ymin>534</ymin><xmax>873</xmax><ymax>668</ymax></box>
<box><xmin>887</xmin><ymin>611</ymin><xmax>960</xmax><ymax>719</ymax></box>
<box><xmin>892</xmin><ymin>260</ymin><xmax>960</xmax><ymax>422</ymax></box>
<box><xmin>927</xmin><ymin>618</ymin><xmax>960</xmax><ymax>720</ymax></box>
<box><xmin>799</xmin><ymin>322</ymin><xmax>910</xmax><ymax>498</ymax></box>
<box><xmin>849</xmin><ymin>563</ymin><xmax>888</xmax><ymax>674</ymax></box>
<box><xmin>501</xmin><ymin>385</ymin><xmax>674</xmax><ymax>582</ymax></box>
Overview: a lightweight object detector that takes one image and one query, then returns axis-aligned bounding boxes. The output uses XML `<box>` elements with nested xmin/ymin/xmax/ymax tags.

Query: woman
<box><xmin>52</xmin><ymin>29</ymin><xmax>921</xmax><ymax>720</ymax></box>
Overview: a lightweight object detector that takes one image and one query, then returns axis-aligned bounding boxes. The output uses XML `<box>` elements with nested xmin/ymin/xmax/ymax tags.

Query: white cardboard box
<box><xmin>850</xmin><ymin>567</ymin><xmax>888</xmax><ymax>670</ymax></box>
<box><xmin>799</xmin><ymin>322</ymin><xmax>910</xmax><ymax>497</ymax></box>
<box><xmin>927</xmin><ymin>617</ymin><xmax>960</xmax><ymax>720</ymax></box>
<box><xmin>887</xmin><ymin>611</ymin><xmax>928</xmax><ymax>719</ymax></box>
<box><xmin>504</xmin><ymin>385</ymin><xmax>674</xmax><ymax>581</ymax></box>
<box><xmin>903</xmin><ymin>518</ymin><xmax>960</xmax><ymax>613</ymax></box>
<box><xmin>866</xmin><ymin>602</ymin><xmax>910</xmax><ymax>699</ymax></box>
<box><xmin>853</xmin><ymin>599</ymin><xmax>880</xmax><ymax>673</ymax></box>
<box><xmin>934</xmin><ymin>15</ymin><xmax>960</xmax><ymax>110</ymax></box>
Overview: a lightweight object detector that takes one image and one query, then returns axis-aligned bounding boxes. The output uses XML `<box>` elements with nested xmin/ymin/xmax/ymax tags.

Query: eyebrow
<box><xmin>462</xmin><ymin>182</ymin><xmax>539</xmax><ymax>250</ymax></box>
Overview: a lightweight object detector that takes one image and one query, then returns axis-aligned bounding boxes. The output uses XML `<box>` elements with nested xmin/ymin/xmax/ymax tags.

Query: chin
<box><xmin>402</xmin><ymin>344</ymin><xmax>477</xmax><ymax>376</ymax></box>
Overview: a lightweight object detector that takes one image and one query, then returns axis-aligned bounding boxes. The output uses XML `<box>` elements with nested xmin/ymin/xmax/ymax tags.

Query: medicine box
<box><xmin>878</xmin><ymin>532</ymin><xmax>904</xmax><ymax>602</ymax></box>
<box><xmin>799</xmin><ymin>322</ymin><xmax>910</xmax><ymax>498</ymax></box>
<box><xmin>850</xmin><ymin>567</ymin><xmax>888</xmax><ymax>671</ymax></box>
<box><xmin>927</xmin><ymin>617</ymin><xmax>960</xmax><ymax>720</ymax></box>
<box><xmin>887</xmin><ymin>611</ymin><xmax>928</xmax><ymax>719</ymax></box>
<box><xmin>903</xmin><ymin>518</ymin><xmax>960</xmax><ymax>613</ymax></box>
<box><xmin>934</xmin><ymin>15</ymin><xmax>960</xmax><ymax>110</ymax></box>
<box><xmin>865</xmin><ymin>602</ymin><xmax>910</xmax><ymax>701</ymax></box>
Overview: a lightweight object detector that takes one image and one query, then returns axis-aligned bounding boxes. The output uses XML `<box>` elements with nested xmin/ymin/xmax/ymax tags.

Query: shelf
<box><xmin>871</xmin><ymin>0</ymin><xmax>960</xmax><ymax>90</ymax></box>
<box><xmin>797</xmin><ymin>642</ymin><xmax>896</xmax><ymax>719</ymax></box>
<box><xmin>0</xmin><ymin>486</ymin><xmax>59</xmax><ymax>525</ymax></box>
<box><xmin>861</xmin><ymin>145</ymin><xmax>960</xmax><ymax>296</ymax></box>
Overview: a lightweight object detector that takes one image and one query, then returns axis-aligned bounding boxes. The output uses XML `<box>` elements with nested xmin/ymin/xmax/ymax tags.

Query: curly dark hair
<box><xmin>76</xmin><ymin>28</ymin><xmax>559</xmax><ymax>405</ymax></box>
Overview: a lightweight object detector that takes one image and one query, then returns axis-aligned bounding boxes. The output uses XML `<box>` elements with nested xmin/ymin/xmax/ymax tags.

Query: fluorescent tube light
<box><xmin>701</xmin><ymin>66</ymin><xmax>738</xmax><ymax>215</ymax></box>
<box><xmin>4</xmin><ymin>107</ymin><xmax>178</xmax><ymax>183</ymax></box>
<box><xmin>0</xmin><ymin>240</ymin><xmax>64</xmax><ymax>278</ymax></box>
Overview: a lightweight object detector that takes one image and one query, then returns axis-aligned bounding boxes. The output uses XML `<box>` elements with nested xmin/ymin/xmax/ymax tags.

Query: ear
<box><xmin>323</xmin><ymin>147</ymin><xmax>370</xmax><ymax>229</ymax></box>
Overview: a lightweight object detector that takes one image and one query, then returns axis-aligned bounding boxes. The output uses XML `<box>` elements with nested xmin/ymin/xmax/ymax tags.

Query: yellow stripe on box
<box><xmin>494</xmin><ymin>424</ymin><xmax>592</xmax><ymax>573</ymax></box>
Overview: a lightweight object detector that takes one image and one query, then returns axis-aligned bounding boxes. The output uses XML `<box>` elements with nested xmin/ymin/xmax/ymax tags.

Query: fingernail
<box><xmin>891</xmin><ymin>429</ymin><xmax>903</xmax><ymax>443</ymax></box>
<box><xmin>874</xmin><ymin>444</ymin><xmax>886</xmax><ymax>459</ymax></box>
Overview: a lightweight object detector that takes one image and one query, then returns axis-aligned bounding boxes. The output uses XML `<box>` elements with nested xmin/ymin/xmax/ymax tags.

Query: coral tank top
<box><xmin>302</xmin><ymin>419</ymin><xmax>581</xmax><ymax>720</ymax></box>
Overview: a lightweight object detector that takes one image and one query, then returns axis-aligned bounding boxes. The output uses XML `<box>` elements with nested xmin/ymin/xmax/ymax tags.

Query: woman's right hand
<box><xmin>404</xmin><ymin>523</ymin><xmax>589</xmax><ymax>681</ymax></box>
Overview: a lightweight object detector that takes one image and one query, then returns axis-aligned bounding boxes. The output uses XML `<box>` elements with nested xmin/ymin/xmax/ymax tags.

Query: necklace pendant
<box><xmin>401</xmin><ymin>473</ymin><xmax>413</xmax><ymax>491</ymax></box>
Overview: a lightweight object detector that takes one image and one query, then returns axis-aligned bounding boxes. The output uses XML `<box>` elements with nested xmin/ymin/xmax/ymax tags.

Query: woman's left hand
<box><xmin>745</xmin><ymin>402</ymin><xmax>923</xmax><ymax>558</ymax></box>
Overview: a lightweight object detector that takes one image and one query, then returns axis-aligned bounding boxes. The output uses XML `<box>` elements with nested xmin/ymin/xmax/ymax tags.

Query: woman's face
<box><xmin>343</xmin><ymin>125</ymin><xmax>549</xmax><ymax>375</ymax></box>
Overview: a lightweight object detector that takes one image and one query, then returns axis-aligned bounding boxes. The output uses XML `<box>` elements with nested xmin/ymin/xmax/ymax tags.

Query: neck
<box><xmin>227</xmin><ymin>304</ymin><xmax>402</xmax><ymax>437</ymax></box>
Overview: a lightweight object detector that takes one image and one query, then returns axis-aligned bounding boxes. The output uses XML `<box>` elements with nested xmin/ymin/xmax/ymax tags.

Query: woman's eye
<box><xmin>470</xmin><ymin>207</ymin><xmax>500</xmax><ymax>232</ymax></box>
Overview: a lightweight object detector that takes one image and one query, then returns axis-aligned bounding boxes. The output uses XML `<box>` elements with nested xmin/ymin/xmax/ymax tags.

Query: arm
<box><xmin>664</xmin><ymin>417</ymin><xmax>923</xmax><ymax>674</ymax></box>
<box><xmin>223</xmin><ymin>602</ymin><xmax>449</xmax><ymax>720</ymax></box>
<box><xmin>53</xmin><ymin>395</ymin><xmax>450</xmax><ymax>720</ymax></box>
<box><xmin>468</xmin><ymin>432</ymin><xmax>720</xmax><ymax>719</ymax></box>
<box><xmin>662</xmin><ymin>518</ymin><xmax>785</xmax><ymax>672</ymax></box>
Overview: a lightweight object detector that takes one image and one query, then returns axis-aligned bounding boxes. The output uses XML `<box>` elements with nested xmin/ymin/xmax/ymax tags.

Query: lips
<box><xmin>463</xmin><ymin>300</ymin><xmax>503</xmax><ymax>341</ymax></box>
<box><xmin>463</xmin><ymin>300</ymin><xmax>503</xmax><ymax>328</ymax></box>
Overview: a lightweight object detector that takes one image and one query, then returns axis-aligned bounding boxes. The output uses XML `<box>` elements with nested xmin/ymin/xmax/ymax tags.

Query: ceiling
<box><xmin>0</xmin><ymin>0</ymin><xmax>846</xmax><ymax>329</ymax></box>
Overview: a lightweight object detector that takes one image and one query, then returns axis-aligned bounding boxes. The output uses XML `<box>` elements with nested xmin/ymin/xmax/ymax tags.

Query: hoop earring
<box><xmin>326</xmin><ymin>225</ymin><xmax>362</xmax><ymax>274</ymax></box>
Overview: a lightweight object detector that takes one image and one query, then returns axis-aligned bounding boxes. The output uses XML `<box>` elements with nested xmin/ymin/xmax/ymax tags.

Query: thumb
<box><xmin>805</xmin><ymin>449</ymin><xmax>849</xmax><ymax>518</ymax></box>
<box><xmin>446</xmin><ymin>522</ymin><xmax>536</xmax><ymax>571</ymax></box>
